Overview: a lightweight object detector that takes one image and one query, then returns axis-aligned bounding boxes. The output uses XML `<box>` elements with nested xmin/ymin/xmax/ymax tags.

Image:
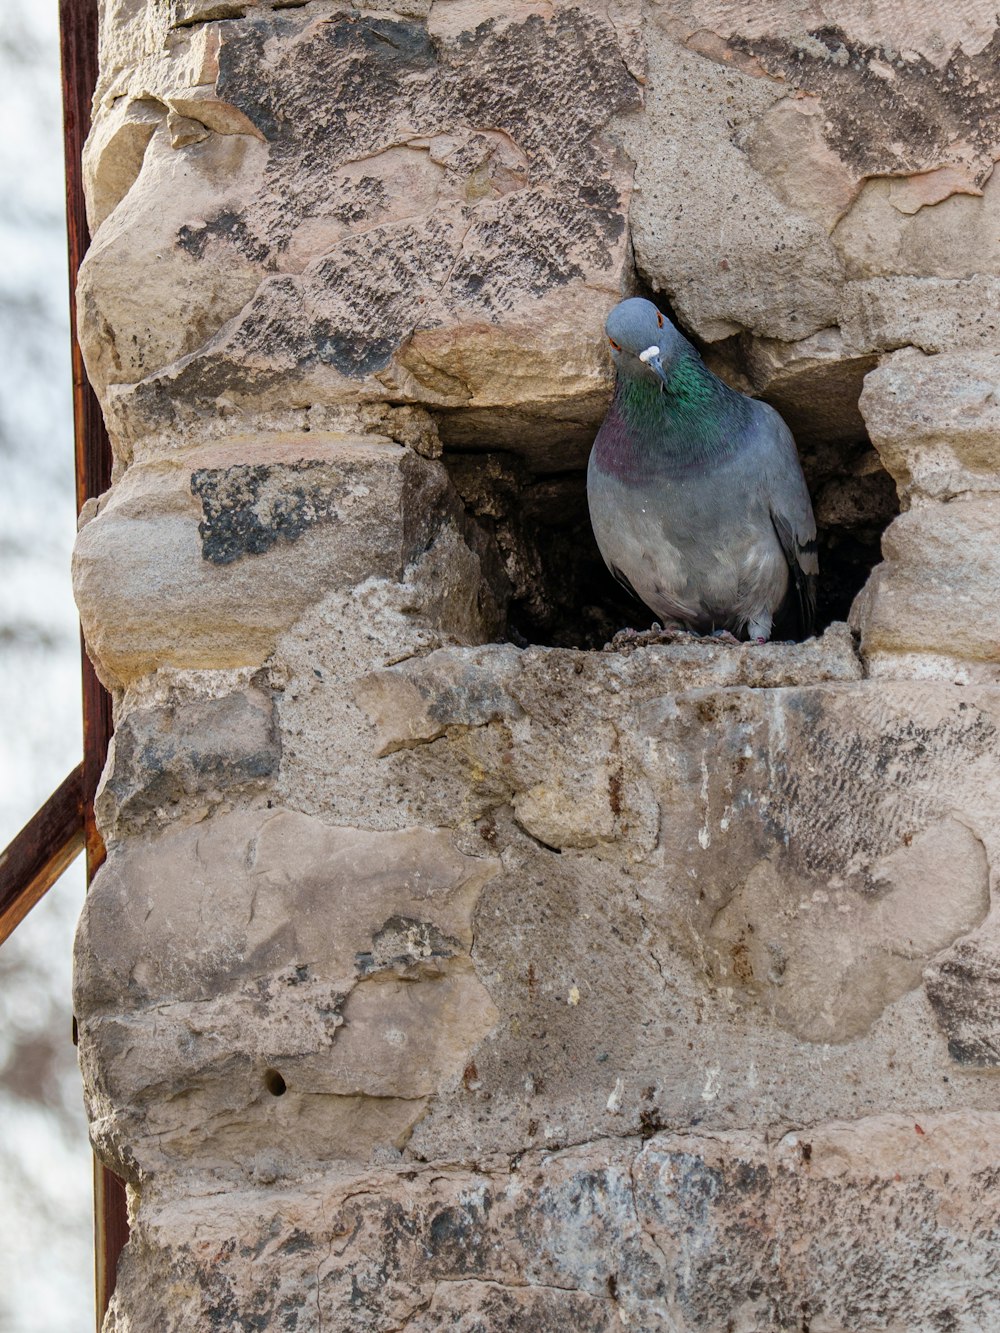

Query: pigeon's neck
<box><xmin>597</xmin><ymin>352</ymin><xmax>748</xmax><ymax>482</ymax></box>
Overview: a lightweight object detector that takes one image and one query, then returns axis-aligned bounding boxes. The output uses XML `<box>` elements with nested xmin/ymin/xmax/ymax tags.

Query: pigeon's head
<box><xmin>605</xmin><ymin>297</ymin><xmax>684</xmax><ymax>386</ymax></box>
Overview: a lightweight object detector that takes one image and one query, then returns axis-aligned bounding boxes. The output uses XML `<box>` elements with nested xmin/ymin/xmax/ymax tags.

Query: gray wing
<box><xmin>754</xmin><ymin>402</ymin><xmax>818</xmax><ymax>638</ymax></box>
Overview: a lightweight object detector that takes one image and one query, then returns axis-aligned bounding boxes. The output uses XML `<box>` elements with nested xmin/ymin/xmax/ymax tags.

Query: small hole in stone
<box><xmin>264</xmin><ymin>1068</ymin><xmax>287</xmax><ymax>1096</ymax></box>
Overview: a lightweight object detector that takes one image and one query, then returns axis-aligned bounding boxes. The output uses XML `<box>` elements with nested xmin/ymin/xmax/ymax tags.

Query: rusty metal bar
<box><xmin>58</xmin><ymin>0</ymin><xmax>127</xmax><ymax>1324</ymax></box>
<box><xmin>58</xmin><ymin>0</ymin><xmax>112</xmax><ymax>873</ymax></box>
<box><xmin>0</xmin><ymin>766</ymin><xmax>85</xmax><ymax>945</ymax></box>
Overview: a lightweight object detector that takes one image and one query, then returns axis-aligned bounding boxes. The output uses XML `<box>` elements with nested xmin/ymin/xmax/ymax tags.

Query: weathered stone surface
<box><xmin>840</xmin><ymin>275</ymin><xmax>1000</xmax><ymax>357</ymax></box>
<box><xmin>850</xmin><ymin>496</ymin><xmax>1000</xmax><ymax>678</ymax></box>
<box><xmin>633</xmin><ymin>1114</ymin><xmax>1000</xmax><ymax>1333</ymax></box>
<box><xmin>850</xmin><ymin>350</ymin><xmax>1000</xmax><ymax>677</ymax></box>
<box><xmin>627</xmin><ymin>22</ymin><xmax>843</xmax><ymax>344</ymax></box>
<box><xmin>356</xmin><ymin>626</ymin><xmax>862</xmax><ymax>758</ymax></box>
<box><xmin>343</xmin><ymin>668</ymin><xmax>1000</xmax><ymax>1159</ymax></box>
<box><xmin>80</xmin><ymin>2</ymin><xmax>642</xmax><ymax>458</ymax></box>
<box><xmin>84</xmin><ymin>95</ymin><xmax>166</xmax><ymax>232</ymax></box>
<box><xmin>835</xmin><ymin>170</ymin><xmax>1000</xmax><ymax>281</ymax></box>
<box><xmin>95</xmin><ymin>681</ymin><xmax>278</xmax><ymax>837</ymax></box>
<box><xmin>72</xmin><ymin>436</ymin><xmax>504</xmax><ymax>688</ymax></box>
<box><xmin>74</xmin><ymin>1</ymin><xmax>1000</xmax><ymax>1328</ymax></box>
<box><xmin>705</xmin><ymin>813</ymin><xmax>988</xmax><ymax>1042</ymax></box>
<box><xmin>354</xmin><ymin>643</ymin><xmax>524</xmax><ymax>757</ymax></box>
<box><xmin>925</xmin><ymin>934</ymin><xmax>1000</xmax><ymax>1066</ymax></box>
<box><xmin>105</xmin><ymin>1115</ymin><xmax>1000</xmax><ymax>1333</ymax></box>
<box><xmin>74</xmin><ymin>807</ymin><xmax>501</xmax><ymax>1176</ymax></box>
<box><xmin>624</xmin><ymin>2</ymin><xmax>1000</xmax><ymax>465</ymax></box>
<box><xmin>861</xmin><ymin>350</ymin><xmax>1000</xmax><ymax>503</ymax></box>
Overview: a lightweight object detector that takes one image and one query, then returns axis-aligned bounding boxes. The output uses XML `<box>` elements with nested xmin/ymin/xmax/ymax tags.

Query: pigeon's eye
<box><xmin>656</xmin><ymin>312</ymin><xmax>664</xmax><ymax>328</ymax></box>
<box><xmin>608</xmin><ymin>338</ymin><xmax>621</xmax><ymax>351</ymax></box>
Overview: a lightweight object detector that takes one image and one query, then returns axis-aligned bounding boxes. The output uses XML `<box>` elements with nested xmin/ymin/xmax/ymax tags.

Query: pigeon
<box><xmin>587</xmin><ymin>297</ymin><xmax>817</xmax><ymax>643</ymax></box>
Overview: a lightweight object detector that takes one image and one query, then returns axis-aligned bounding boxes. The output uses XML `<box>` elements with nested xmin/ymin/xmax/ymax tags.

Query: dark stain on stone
<box><xmin>723</xmin><ymin>26</ymin><xmax>1000</xmax><ymax>186</ymax></box>
<box><xmin>669</xmin><ymin>1152</ymin><xmax>724</xmax><ymax>1227</ymax></box>
<box><xmin>924</xmin><ymin>940</ymin><xmax>1000</xmax><ymax>1067</ymax></box>
<box><xmin>161</xmin><ymin>7</ymin><xmax>641</xmax><ymax>389</ymax></box>
<box><xmin>191</xmin><ymin>461</ymin><xmax>340</xmax><ymax>564</ymax></box>
<box><xmin>281</xmin><ymin>1229</ymin><xmax>315</xmax><ymax>1255</ymax></box>
<box><xmin>730</xmin><ymin>937</ymin><xmax>754</xmax><ymax>983</ymax></box>
<box><xmin>747</xmin><ymin>696</ymin><xmax>1000</xmax><ymax>883</ymax></box>
<box><xmin>217</xmin><ymin>17</ymin><xmax>437</xmax><ymax>163</ymax></box>
<box><xmin>98</xmin><ymin>688</ymin><xmax>279</xmax><ymax>834</ymax></box>
<box><xmin>329</xmin><ymin>175</ymin><xmax>389</xmax><ymax>226</ymax></box>
<box><xmin>426</xmin><ymin>1193</ymin><xmax>493</xmax><ymax>1272</ymax></box>
<box><xmin>126</xmin><ymin>355</ymin><xmax>289</xmax><ymax>430</ymax></box>
<box><xmin>177</xmin><ymin>209</ymin><xmax>272</xmax><ymax>265</ymax></box>
<box><xmin>608</xmin><ymin>765</ymin><xmax>623</xmax><ymax>817</ymax></box>
<box><xmin>639</xmin><ymin>1105</ymin><xmax>665</xmax><ymax>1141</ymax></box>
<box><xmin>309</xmin><ymin>320</ymin><xmax>399</xmax><ymax>378</ymax></box>
<box><xmin>732</xmin><ymin>1161</ymin><xmax>770</xmax><ymax>1194</ymax></box>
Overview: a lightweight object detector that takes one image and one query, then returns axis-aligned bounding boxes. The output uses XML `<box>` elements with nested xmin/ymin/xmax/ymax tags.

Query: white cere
<box><xmin>638</xmin><ymin>344</ymin><xmax>660</xmax><ymax>363</ymax></box>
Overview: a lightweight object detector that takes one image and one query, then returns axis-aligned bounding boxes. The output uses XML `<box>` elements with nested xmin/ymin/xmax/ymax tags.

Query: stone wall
<box><xmin>73</xmin><ymin>2</ymin><xmax>1000</xmax><ymax>1329</ymax></box>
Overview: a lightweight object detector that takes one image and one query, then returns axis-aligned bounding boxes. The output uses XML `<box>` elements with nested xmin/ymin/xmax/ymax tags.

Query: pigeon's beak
<box><xmin>638</xmin><ymin>344</ymin><xmax>670</xmax><ymax>388</ymax></box>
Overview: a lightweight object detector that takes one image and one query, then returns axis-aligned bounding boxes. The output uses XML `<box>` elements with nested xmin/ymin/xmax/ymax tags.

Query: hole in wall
<box><xmin>440</xmin><ymin>293</ymin><xmax>900</xmax><ymax>649</ymax></box>
<box><xmin>263</xmin><ymin>1068</ymin><xmax>287</xmax><ymax>1096</ymax></box>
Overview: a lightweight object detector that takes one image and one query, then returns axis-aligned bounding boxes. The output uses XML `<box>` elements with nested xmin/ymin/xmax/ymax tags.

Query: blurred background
<box><xmin>0</xmin><ymin>3</ymin><xmax>95</xmax><ymax>1329</ymax></box>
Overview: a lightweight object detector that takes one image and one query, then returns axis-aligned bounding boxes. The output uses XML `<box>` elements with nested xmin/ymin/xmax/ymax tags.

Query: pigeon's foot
<box><xmin>709</xmin><ymin>629</ymin><xmax>741</xmax><ymax>645</ymax></box>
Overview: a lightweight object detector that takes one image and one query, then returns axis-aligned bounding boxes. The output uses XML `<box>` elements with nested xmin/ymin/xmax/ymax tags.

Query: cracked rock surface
<box><xmin>73</xmin><ymin>1</ymin><xmax>1000</xmax><ymax>1329</ymax></box>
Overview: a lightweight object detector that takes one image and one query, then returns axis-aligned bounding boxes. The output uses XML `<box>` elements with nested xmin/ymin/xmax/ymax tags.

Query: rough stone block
<box><xmin>840</xmin><ymin>275</ymin><xmax>1000</xmax><ymax>356</ymax></box>
<box><xmin>79</xmin><ymin>3</ymin><xmax>642</xmax><ymax>455</ymax></box>
<box><xmin>850</xmin><ymin>496</ymin><xmax>1000</xmax><ymax>678</ymax></box>
<box><xmin>104</xmin><ymin>1115</ymin><xmax>1000</xmax><ymax>1332</ymax></box>
<box><xmin>72</xmin><ymin>436</ymin><xmax>501</xmax><ymax>687</ymax></box>
<box><xmin>354</xmin><ymin>643</ymin><xmax>524</xmax><ymax>757</ymax></box>
<box><xmin>95</xmin><ymin>682</ymin><xmax>278</xmax><ymax>837</ymax></box>
<box><xmin>861</xmin><ymin>350</ymin><xmax>1000</xmax><ymax>503</ymax></box>
<box><xmin>74</xmin><ymin>807</ymin><xmax>501</xmax><ymax>1175</ymax></box>
<box><xmin>924</xmin><ymin>934</ymin><xmax>1000</xmax><ymax>1067</ymax></box>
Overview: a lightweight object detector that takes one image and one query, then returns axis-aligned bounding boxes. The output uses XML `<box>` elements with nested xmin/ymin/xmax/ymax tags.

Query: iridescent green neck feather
<box><xmin>595</xmin><ymin>350</ymin><xmax>751</xmax><ymax>483</ymax></box>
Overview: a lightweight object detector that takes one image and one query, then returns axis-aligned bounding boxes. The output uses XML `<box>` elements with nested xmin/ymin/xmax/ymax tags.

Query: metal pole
<box><xmin>57</xmin><ymin>1</ymin><xmax>128</xmax><ymax>1324</ymax></box>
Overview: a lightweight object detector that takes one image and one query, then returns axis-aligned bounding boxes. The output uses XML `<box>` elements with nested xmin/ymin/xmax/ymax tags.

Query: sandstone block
<box><xmin>80</xmin><ymin>4</ymin><xmax>642</xmax><ymax>455</ymax></box>
<box><xmin>72</xmin><ymin>436</ymin><xmax>500</xmax><ymax>688</ymax></box>
<box><xmin>861</xmin><ymin>350</ymin><xmax>1000</xmax><ymax>503</ymax></box>
<box><xmin>95</xmin><ymin>682</ymin><xmax>278</xmax><ymax>837</ymax></box>
<box><xmin>850</xmin><ymin>496</ymin><xmax>1000</xmax><ymax>676</ymax></box>
<box><xmin>627</xmin><ymin>26</ymin><xmax>842</xmax><ymax>344</ymax></box>
<box><xmin>74</xmin><ymin>807</ymin><xmax>501</xmax><ymax>1176</ymax></box>
<box><xmin>104</xmin><ymin>1114</ymin><xmax>1000</xmax><ymax>1332</ymax></box>
<box><xmin>840</xmin><ymin>275</ymin><xmax>1000</xmax><ymax>356</ymax></box>
<box><xmin>834</xmin><ymin>171</ymin><xmax>1000</xmax><ymax>281</ymax></box>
